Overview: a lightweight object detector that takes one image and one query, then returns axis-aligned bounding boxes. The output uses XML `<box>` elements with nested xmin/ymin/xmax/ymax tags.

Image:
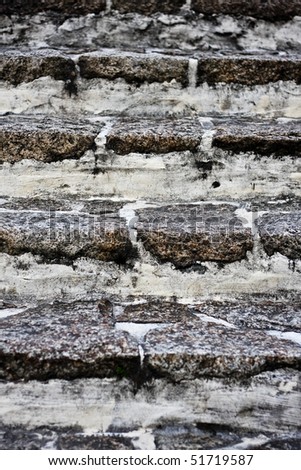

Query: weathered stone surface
<box><xmin>191</xmin><ymin>0</ymin><xmax>301</xmax><ymax>21</ymax></box>
<box><xmin>0</xmin><ymin>425</ymin><xmax>135</xmax><ymax>450</ymax></box>
<box><xmin>136</xmin><ymin>205</ymin><xmax>253</xmax><ymax>267</ymax></box>
<box><xmin>197</xmin><ymin>56</ymin><xmax>301</xmax><ymax>85</ymax></box>
<box><xmin>0</xmin><ymin>116</ymin><xmax>99</xmax><ymax>163</ymax></box>
<box><xmin>0</xmin><ymin>0</ymin><xmax>106</xmax><ymax>15</ymax></box>
<box><xmin>257</xmin><ymin>212</ymin><xmax>301</xmax><ymax>259</ymax></box>
<box><xmin>154</xmin><ymin>424</ymin><xmax>301</xmax><ymax>450</ymax></box>
<box><xmin>0</xmin><ymin>301</ymin><xmax>140</xmax><ymax>381</ymax></box>
<box><xmin>144</xmin><ymin>323</ymin><xmax>301</xmax><ymax>381</ymax></box>
<box><xmin>0</xmin><ymin>50</ymin><xmax>76</xmax><ymax>86</ymax></box>
<box><xmin>78</xmin><ymin>53</ymin><xmax>189</xmax><ymax>86</ymax></box>
<box><xmin>117</xmin><ymin>301</ymin><xmax>197</xmax><ymax>323</ymax></box>
<box><xmin>106</xmin><ymin>118</ymin><xmax>202</xmax><ymax>154</ymax></box>
<box><xmin>213</xmin><ymin>121</ymin><xmax>301</xmax><ymax>156</ymax></box>
<box><xmin>0</xmin><ymin>210</ymin><xmax>132</xmax><ymax>263</ymax></box>
<box><xmin>111</xmin><ymin>0</ymin><xmax>185</xmax><ymax>15</ymax></box>
<box><xmin>0</xmin><ymin>197</ymin><xmax>126</xmax><ymax>215</ymax></box>
<box><xmin>192</xmin><ymin>300</ymin><xmax>301</xmax><ymax>332</ymax></box>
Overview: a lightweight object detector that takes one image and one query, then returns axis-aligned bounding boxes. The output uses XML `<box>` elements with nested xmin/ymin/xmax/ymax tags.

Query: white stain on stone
<box><xmin>267</xmin><ymin>330</ymin><xmax>301</xmax><ymax>347</ymax></box>
<box><xmin>115</xmin><ymin>322</ymin><xmax>168</xmax><ymax>341</ymax></box>
<box><xmin>188</xmin><ymin>58</ymin><xmax>198</xmax><ymax>89</ymax></box>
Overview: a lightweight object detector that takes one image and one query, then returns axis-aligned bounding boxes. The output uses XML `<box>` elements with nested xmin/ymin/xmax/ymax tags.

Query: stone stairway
<box><xmin>1</xmin><ymin>0</ymin><xmax>301</xmax><ymax>450</ymax></box>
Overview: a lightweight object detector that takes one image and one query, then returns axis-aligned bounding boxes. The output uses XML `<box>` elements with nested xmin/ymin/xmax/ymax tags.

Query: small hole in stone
<box><xmin>212</xmin><ymin>181</ymin><xmax>220</xmax><ymax>188</ymax></box>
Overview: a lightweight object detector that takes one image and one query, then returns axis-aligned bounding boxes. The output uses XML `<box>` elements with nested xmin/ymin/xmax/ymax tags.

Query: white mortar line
<box><xmin>188</xmin><ymin>58</ymin><xmax>198</xmax><ymax>89</ymax></box>
<box><xmin>106</xmin><ymin>0</ymin><xmax>112</xmax><ymax>13</ymax></box>
<box><xmin>267</xmin><ymin>330</ymin><xmax>301</xmax><ymax>347</ymax></box>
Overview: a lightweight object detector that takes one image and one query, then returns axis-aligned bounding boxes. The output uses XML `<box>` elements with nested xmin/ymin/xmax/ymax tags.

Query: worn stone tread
<box><xmin>0</xmin><ymin>50</ymin><xmax>76</xmax><ymax>86</ymax></box>
<box><xmin>144</xmin><ymin>323</ymin><xmax>301</xmax><ymax>381</ymax></box>
<box><xmin>0</xmin><ymin>0</ymin><xmax>106</xmax><ymax>15</ymax></box>
<box><xmin>0</xmin><ymin>301</ymin><xmax>140</xmax><ymax>381</ymax></box>
<box><xmin>0</xmin><ymin>425</ymin><xmax>134</xmax><ymax>450</ymax></box>
<box><xmin>213</xmin><ymin>121</ymin><xmax>301</xmax><ymax>156</ymax></box>
<box><xmin>106</xmin><ymin>118</ymin><xmax>301</xmax><ymax>156</ymax></box>
<box><xmin>257</xmin><ymin>212</ymin><xmax>301</xmax><ymax>259</ymax></box>
<box><xmin>191</xmin><ymin>0</ymin><xmax>301</xmax><ymax>21</ymax></box>
<box><xmin>0</xmin><ymin>209</ymin><xmax>132</xmax><ymax>263</ymax></box>
<box><xmin>78</xmin><ymin>52</ymin><xmax>189</xmax><ymax>85</ymax></box>
<box><xmin>1</xmin><ymin>299</ymin><xmax>300</xmax><ymax>382</ymax></box>
<box><xmin>136</xmin><ymin>204</ymin><xmax>253</xmax><ymax>267</ymax></box>
<box><xmin>0</xmin><ymin>116</ymin><xmax>99</xmax><ymax>163</ymax></box>
<box><xmin>197</xmin><ymin>55</ymin><xmax>301</xmax><ymax>86</ymax></box>
<box><xmin>191</xmin><ymin>300</ymin><xmax>301</xmax><ymax>332</ymax></box>
<box><xmin>1</xmin><ymin>50</ymin><xmax>300</xmax><ymax>87</ymax></box>
<box><xmin>106</xmin><ymin>118</ymin><xmax>202</xmax><ymax>155</ymax></box>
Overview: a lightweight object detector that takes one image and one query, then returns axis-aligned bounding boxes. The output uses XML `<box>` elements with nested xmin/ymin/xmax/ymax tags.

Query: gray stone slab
<box><xmin>106</xmin><ymin>118</ymin><xmax>202</xmax><ymax>155</ymax></box>
<box><xmin>0</xmin><ymin>116</ymin><xmax>99</xmax><ymax>163</ymax></box>
<box><xmin>117</xmin><ymin>301</ymin><xmax>198</xmax><ymax>323</ymax></box>
<box><xmin>191</xmin><ymin>0</ymin><xmax>301</xmax><ymax>21</ymax></box>
<box><xmin>0</xmin><ymin>210</ymin><xmax>132</xmax><ymax>263</ymax></box>
<box><xmin>0</xmin><ymin>301</ymin><xmax>140</xmax><ymax>381</ymax></box>
<box><xmin>0</xmin><ymin>0</ymin><xmax>106</xmax><ymax>15</ymax></box>
<box><xmin>257</xmin><ymin>212</ymin><xmax>301</xmax><ymax>259</ymax></box>
<box><xmin>197</xmin><ymin>55</ymin><xmax>301</xmax><ymax>86</ymax></box>
<box><xmin>191</xmin><ymin>300</ymin><xmax>301</xmax><ymax>332</ymax></box>
<box><xmin>136</xmin><ymin>204</ymin><xmax>253</xmax><ymax>267</ymax></box>
<box><xmin>0</xmin><ymin>50</ymin><xmax>76</xmax><ymax>85</ymax></box>
<box><xmin>0</xmin><ymin>425</ymin><xmax>134</xmax><ymax>450</ymax></box>
<box><xmin>154</xmin><ymin>424</ymin><xmax>301</xmax><ymax>450</ymax></box>
<box><xmin>213</xmin><ymin>121</ymin><xmax>301</xmax><ymax>156</ymax></box>
<box><xmin>78</xmin><ymin>52</ymin><xmax>189</xmax><ymax>86</ymax></box>
<box><xmin>144</xmin><ymin>323</ymin><xmax>301</xmax><ymax>381</ymax></box>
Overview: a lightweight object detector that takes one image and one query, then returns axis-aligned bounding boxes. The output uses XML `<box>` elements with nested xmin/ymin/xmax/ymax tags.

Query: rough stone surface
<box><xmin>191</xmin><ymin>0</ymin><xmax>301</xmax><ymax>20</ymax></box>
<box><xmin>144</xmin><ymin>323</ymin><xmax>301</xmax><ymax>381</ymax></box>
<box><xmin>0</xmin><ymin>210</ymin><xmax>132</xmax><ymax>263</ymax></box>
<box><xmin>78</xmin><ymin>53</ymin><xmax>189</xmax><ymax>86</ymax></box>
<box><xmin>117</xmin><ymin>301</ymin><xmax>198</xmax><ymax>323</ymax></box>
<box><xmin>257</xmin><ymin>212</ymin><xmax>301</xmax><ymax>259</ymax></box>
<box><xmin>0</xmin><ymin>116</ymin><xmax>99</xmax><ymax>163</ymax></box>
<box><xmin>0</xmin><ymin>50</ymin><xmax>76</xmax><ymax>86</ymax></box>
<box><xmin>213</xmin><ymin>121</ymin><xmax>301</xmax><ymax>156</ymax></box>
<box><xmin>0</xmin><ymin>425</ymin><xmax>134</xmax><ymax>450</ymax></box>
<box><xmin>0</xmin><ymin>301</ymin><xmax>140</xmax><ymax>381</ymax></box>
<box><xmin>111</xmin><ymin>0</ymin><xmax>185</xmax><ymax>15</ymax></box>
<box><xmin>154</xmin><ymin>424</ymin><xmax>301</xmax><ymax>450</ymax></box>
<box><xmin>0</xmin><ymin>197</ymin><xmax>126</xmax><ymax>215</ymax></box>
<box><xmin>106</xmin><ymin>118</ymin><xmax>202</xmax><ymax>154</ymax></box>
<box><xmin>136</xmin><ymin>205</ymin><xmax>254</xmax><ymax>267</ymax></box>
<box><xmin>0</xmin><ymin>0</ymin><xmax>106</xmax><ymax>15</ymax></box>
<box><xmin>197</xmin><ymin>56</ymin><xmax>301</xmax><ymax>86</ymax></box>
<box><xmin>191</xmin><ymin>300</ymin><xmax>301</xmax><ymax>332</ymax></box>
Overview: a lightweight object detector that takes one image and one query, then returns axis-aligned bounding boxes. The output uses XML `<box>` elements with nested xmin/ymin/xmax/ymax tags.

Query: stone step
<box><xmin>1</xmin><ymin>50</ymin><xmax>301</xmax><ymax>117</ymax></box>
<box><xmin>1</xmin><ymin>201</ymin><xmax>301</xmax><ymax>266</ymax></box>
<box><xmin>2</xmin><ymin>115</ymin><xmax>300</xmax><ymax>164</ymax></box>
<box><xmin>1</xmin><ymin>423</ymin><xmax>301</xmax><ymax>450</ymax></box>
<box><xmin>0</xmin><ymin>207</ymin><xmax>132</xmax><ymax>263</ymax></box>
<box><xmin>2</xmin><ymin>49</ymin><xmax>300</xmax><ymax>87</ymax></box>
<box><xmin>0</xmin><ymin>50</ymin><xmax>76</xmax><ymax>86</ymax></box>
<box><xmin>107</xmin><ymin>117</ymin><xmax>301</xmax><ymax>155</ymax></box>
<box><xmin>2</xmin><ymin>0</ymin><xmax>301</xmax><ymax>20</ymax></box>
<box><xmin>0</xmin><ymin>299</ymin><xmax>300</xmax><ymax>382</ymax></box>
<box><xmin>0</xmin><ymin>116</ymin><xmax>99</xmax><ymax>163</ymax></box>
